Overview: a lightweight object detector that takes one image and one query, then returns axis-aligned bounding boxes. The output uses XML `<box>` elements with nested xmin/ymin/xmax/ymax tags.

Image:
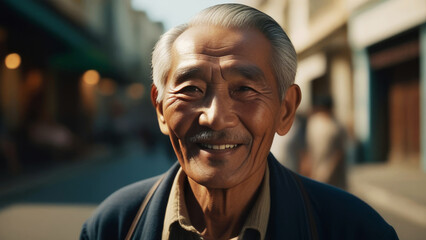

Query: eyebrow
<box><xmin>224</xmin><ymin>64</ymin><xmax>266</xmax><ymax>82</ymax></box>
<box><xmin>172</xmin><ymin>64</ymin><xmax>266</xmax><ymax>84</ymax></box>
<box><xmin>173</xmin><ymin>66</ymin><xmax>205</xmax><ymax>84</ymax></box>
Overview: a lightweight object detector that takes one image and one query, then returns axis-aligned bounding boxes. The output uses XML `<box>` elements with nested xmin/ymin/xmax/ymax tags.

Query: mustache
<box><xmin>188</xmin><ymin>130</ymin><xmax>250</xmax><ymax>144</ymax></box>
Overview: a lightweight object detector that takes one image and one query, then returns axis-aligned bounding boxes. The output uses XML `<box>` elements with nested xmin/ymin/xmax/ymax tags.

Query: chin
<box><xmin>182</xmin><ymin>154</ymin><xmax>248</xmax><ymax>189</ymax></box>
<box><xmin>192</xmin><ymin>171</ymin><xmax>241</xmax><ymax>189</ymax></box>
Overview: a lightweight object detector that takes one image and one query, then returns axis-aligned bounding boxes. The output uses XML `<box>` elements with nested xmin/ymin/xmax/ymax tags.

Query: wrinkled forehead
<box><xmin>171</xmin><ymin>25</ymin><xmax>271</xmax><ymax>59</ymax></box>
<box><xmin>167</xmin><ymin>25</ymin><xmax>278</xmax><ymax>90</ymax></box>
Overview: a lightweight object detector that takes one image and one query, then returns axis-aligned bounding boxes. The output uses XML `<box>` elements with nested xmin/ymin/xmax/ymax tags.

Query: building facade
<box><xmin>0</xmin><ymin>0</ymin><xmax>163</xmax><ymax>175</ymax></box>
<box><xmin>348</xmin><ymin>0</ymin><xmax>425</xmax><ymax>171</ymax></box>
<box><xmin>241</xmin><ymin>0</ymin><xmax>426</xmax><ymax>171</ymax></box>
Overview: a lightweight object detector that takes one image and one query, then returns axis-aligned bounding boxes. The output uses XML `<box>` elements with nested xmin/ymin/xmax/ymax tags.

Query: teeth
<box><xmin>201</xmin><ymin>144</ymin><xmax>238</xmax><ymax>150</ymax></box>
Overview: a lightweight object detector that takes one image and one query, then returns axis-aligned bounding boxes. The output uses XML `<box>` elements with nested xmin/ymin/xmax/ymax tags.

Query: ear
<box><xmin>276</xmin><ymin>84</ymin><xmax>302</xmax><ymax>136</ymax></box>
<box><xmin>151</xmin><ymin>85</ymin><xmax>170</xmax><ymax>135</ymax></box>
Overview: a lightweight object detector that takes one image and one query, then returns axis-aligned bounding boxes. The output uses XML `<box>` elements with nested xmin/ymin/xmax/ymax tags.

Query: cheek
<box><xmin>163</xmin><ymin>106</ymin><xmax>192</xmax><ymax>159</ymax></box>
<box><xmin>163</xmin><ymin>100</ymin><xmax>198</xmax><ymax>140</ymax></box>
<box><xmin>164</xmin><ymin>110</ymin><xmax>186</xmax><ymax>134</ymax></box>
<box><xmin>238</xmin><ymin>102</ymin><xmax>278</xmax><ymax>137</ymax></box>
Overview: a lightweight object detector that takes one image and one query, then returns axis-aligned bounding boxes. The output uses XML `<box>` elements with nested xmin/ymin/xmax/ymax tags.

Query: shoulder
<box><xmin>80</xmin><ymin>176</ymin><xmax>161</xmax><ymax>240</ymax></box>
<box><xmin>300</xmin><ymin>176</ymin><xmax>398</xmax><ymax>239</ymax></box>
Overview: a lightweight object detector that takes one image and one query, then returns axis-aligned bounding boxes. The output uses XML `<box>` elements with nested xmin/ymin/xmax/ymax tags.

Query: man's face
<box><xmin>154</xmin><ymin>25</ymin><xmax>293</xmax><ymax>188</ymax></box>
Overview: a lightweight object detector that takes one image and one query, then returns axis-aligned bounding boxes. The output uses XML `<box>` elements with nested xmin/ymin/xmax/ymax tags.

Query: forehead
<box><xmin>170</xmin><ymin>25</ymin><xmax>273</xmax><ymax>70</ymax></box>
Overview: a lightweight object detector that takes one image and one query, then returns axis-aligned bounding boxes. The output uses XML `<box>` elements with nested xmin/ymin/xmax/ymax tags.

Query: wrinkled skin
<box><xmin>152</xmin><ymin>25</ymin><xmax>301</xmax><ymax>239</ymax></box>
<box><xmin>153</xmin><ymin>25</ymin><xmax>300</xmax><ymax>189</ymax></box>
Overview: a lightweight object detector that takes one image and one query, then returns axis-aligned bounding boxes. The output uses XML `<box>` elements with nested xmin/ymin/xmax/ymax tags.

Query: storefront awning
<box><xmin>49</xmin><ymin>48</ymin><xmax>114</xmax><ymax>73</ymax></box>
<box><xmin>3</xmin><ymin>0</ymin><xmax>90</xmax><ymax>49</ymax></box>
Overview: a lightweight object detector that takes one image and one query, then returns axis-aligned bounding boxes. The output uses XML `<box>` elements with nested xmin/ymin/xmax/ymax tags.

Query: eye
<box><xmin>177</xmin><ymin>85</ymin><xmax>204</xmax><ymax>99</ymax></box>
<box><xmin>236</xmin><ymin>86</ymin><xmax>255</xmax><ymax>92</ymax></box>
<box><xmin>231</xmin><ymin>85</ymin><xmax>258</xmax><ymax>99</ymax></box>
<box><xmin>181</xmin><ymin>85</ymin><xmax>203</xmax><ymax>93</ymax></box>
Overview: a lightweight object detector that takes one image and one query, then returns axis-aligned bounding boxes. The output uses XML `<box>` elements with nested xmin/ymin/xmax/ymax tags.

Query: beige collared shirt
<box><xmin>162</xmin><ymin>165</ymin><xmax>270</xmax><ymax>240</ymax></box>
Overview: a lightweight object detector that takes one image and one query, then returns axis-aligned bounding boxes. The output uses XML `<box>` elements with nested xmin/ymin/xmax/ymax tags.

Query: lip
<box><xmin>187</xmin><ymin>130</ymin><xmax>252</xmax><ymax>156</ymax></box>
<box><xmin>198</xmin><ymin>143</ymin><xmax>239</xmax><ymax>150</ymax></box>
<box><xmin>195</xmin><ymin>142</ymin><xmax>243</xmax><ymax>156</ymax></box>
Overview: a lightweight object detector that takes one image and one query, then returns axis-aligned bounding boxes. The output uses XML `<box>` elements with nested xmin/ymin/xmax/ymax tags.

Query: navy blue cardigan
<box><xmin>80</xmin><ymin>155</ymin><xmax>398</xmax><ymax>240</ymax></box>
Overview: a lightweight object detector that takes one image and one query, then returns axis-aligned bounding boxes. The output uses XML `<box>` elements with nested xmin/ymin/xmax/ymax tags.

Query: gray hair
<box><xmin>152</xmin><ymin>3</ymin><xmax>297</xmax><ymax>102</ymax></box>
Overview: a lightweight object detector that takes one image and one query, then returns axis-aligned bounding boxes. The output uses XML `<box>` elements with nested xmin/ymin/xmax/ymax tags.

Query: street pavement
<box><xmin>348</xmin><ymin>162</ymin><xmax>426</xmax><ymax>240</ymax></box>
<box><xmin>0</xmin><ymin>140</ymin><xmax>174</xmax><ymax>240</ymax></box>
<box><xmin>1</xmin><ymin>140</ymin><xmax>425</xmax><ymax>240</ymax></box>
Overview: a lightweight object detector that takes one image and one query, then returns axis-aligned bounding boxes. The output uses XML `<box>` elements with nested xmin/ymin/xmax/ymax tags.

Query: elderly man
<box><xmin>81</xmin><ymin>4</ymin><xmax>398</xmax><ymax>240</ymax></box>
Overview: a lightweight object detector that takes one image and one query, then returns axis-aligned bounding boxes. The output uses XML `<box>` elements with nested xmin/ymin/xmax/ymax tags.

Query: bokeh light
<box><xmin>126</xmin><ymin>83</ymin><xmax>145</xmax><ymax>100</ymax></box>
<box><xmin>82</xmin><ymin>69</ymin><xmax>100</xmax><ymax>85</ymax></box>
<box><xmin>5</xmin><ymin>53</ymin><xmax>21</xmax><ymax>69</ymax></box>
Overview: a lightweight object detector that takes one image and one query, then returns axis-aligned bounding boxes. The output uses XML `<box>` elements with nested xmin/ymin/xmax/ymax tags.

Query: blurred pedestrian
<box><xmin>305</xmin><ymin>96</ymin><xmax>347</xmax><ymax>189</ymax></box>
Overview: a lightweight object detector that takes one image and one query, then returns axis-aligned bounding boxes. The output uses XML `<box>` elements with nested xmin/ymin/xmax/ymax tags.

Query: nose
<box><xmin>199</xmin><ymin>91</ymin><xmax>238</xmax><ymax>131</ymax></box>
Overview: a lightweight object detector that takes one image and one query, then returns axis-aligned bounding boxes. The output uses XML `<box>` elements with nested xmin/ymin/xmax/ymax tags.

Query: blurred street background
<box><xmin>0</xmin><ymin>0</ymin><xmax>425</xmax><ymax>239</ymax></box>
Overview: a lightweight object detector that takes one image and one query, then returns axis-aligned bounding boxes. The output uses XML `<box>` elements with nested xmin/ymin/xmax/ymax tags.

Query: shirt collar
<box><xmin>162</xmin><ymin>168</ymin><xmax>198</xmax><ymax>239</ymax></box>
<box><xmin>162</xmin><ymin>165</ymin><xmax>270</xmax><ymax>240</ymax></box>
<box><xmin>239</xmin><ymin>165</ymin><xmax>270</xmax><ymax>240</ymax></box>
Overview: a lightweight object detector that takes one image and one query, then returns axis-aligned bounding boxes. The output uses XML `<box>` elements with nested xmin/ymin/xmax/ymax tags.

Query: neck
<box><xmin>185</xmin><ymin>162</ymin><xmax>267</xmax><ymax>240</ymax></box>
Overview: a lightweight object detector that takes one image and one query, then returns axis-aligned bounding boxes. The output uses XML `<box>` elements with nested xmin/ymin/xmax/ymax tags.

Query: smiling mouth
<box><xmin>199</xmin><ymin>143</ymin><xmax>239</xmax><ymax>150</ymax></box>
